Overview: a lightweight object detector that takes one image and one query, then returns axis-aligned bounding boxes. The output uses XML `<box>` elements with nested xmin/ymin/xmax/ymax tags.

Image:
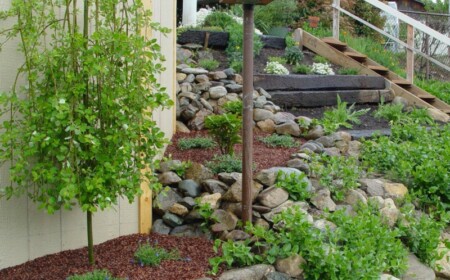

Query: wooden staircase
<box><xmin>303</xmin><ymin>32</ymin><xmax>450</xmax><ymax>120</ymax></box>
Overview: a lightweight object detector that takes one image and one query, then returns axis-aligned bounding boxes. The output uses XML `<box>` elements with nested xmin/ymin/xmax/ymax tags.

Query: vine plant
<box><xmin>0</xmin><ymin>0</ymin><xmax>172</xmax><ymax>264</ymax></box>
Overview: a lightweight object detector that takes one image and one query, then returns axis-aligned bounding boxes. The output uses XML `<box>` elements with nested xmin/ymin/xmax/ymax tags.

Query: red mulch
<box><xmin>165</xmin><ymin>130</ymin><xmax>302</xmax><ymax>173</ymax></box>
<box><xmin>0</xmin><ymin>233</ymin><xmax>220</xmax><ymax>280</ymax></box>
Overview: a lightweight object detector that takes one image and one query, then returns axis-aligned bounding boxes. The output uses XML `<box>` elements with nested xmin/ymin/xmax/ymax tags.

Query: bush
<box><xmin>254</xmin><ymin>0</ymin><xmax>299</xmax><ymax>34</ymax></box>
<box><xmin>264</xmin><ymin>61</ymin><xmax>289</xmax><ymax>75</ymax></box>
<box><xmin>203</xmin><ymin>11</ymin><xmax>236</xmax><ymax>30</ymax></box>
<box><xmin>268</xmin><ymin>56</ymin><xmax>287</xmax><ymax>65</ymax></box>
<box><xmin>313</xmin><ymin>55</ymin><xmax>328</xmax><ymax>64</ymax></box>
<box><xmin>205</xmin><ymin>113</ymin><xmax>241</xmax><ymax>155</ymax></box>
<box><xmin>67</xmin><ymin>270</ymin><xmax>122</xmax><ymax>280</ymax></box>
<box><xmin>258</xmin><ymin>134</ymin><xmax>299</xmax><ymax>148</ymax></box>
<box><xmin>284</xmin><ymin>46</ymin><xmax>304</xmax><ymax>65</ymax></box>
<box><xmin>338</xmin><ymin>68</ymin><xmax>359</xmax><ymax>75</ymax></box>
<box><xmin>373</xmin><ymin>101</ymin><xmax>404</xmax><ymax>122</ymax></box>
<box><xmin>198</xmin><ymin>59</ymin><xmax>219</xmax><ymax>71</ymax></box>
<box><xmin>134</xmin><ymin>243</ymin><xmax>179</xmax><ymax>266</ymax></box>
<box><xmin>293</xmin><ymin>64</ymin><xmax>312</xmax><ymax>74</ymax></box>
<box><xmin>177</xmin><ymin>137</ymin><xmax>216</xmax><ymax>150</ymax></box>
<box><xmin>223</xmin><ymin>100</ymin><xmax>243</xmax><ymax>116</ymax></box>
<box><xmin>206</xmin><ymin>154</ymin><xmax>243</xmax><ymax>174</ymax></box>
<box><xmin>311</xmin><ymin>63</ymin><xmax>335</xmax><ymax>75</ymax></box>
<box><xmin>275</xmin><ymin>171</ymin><xmax>311</xmax><ymax>201</ymax></box>
<box><xmin>226</xmin><ymin>22</ymin><xmax>263</xmax><ymax>71</ymax></box>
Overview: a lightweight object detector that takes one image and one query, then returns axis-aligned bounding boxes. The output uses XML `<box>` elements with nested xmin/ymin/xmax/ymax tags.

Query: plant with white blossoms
<box><xmin>311</xmin><ymin>63</ymin><xmax>335</xmax><ymax>75</ymax></box>
<box><xmin>264</xmin><ymin>61</ymin><xmax>289</xmax><ymax>75</ymax></box>
<box><xmin>196</xmin><ymin>8</ymin><xmax>213</xmax><ymax>27</ymax></box>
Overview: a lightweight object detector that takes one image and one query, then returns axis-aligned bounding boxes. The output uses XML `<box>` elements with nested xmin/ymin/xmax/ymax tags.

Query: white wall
<box><xmin>0</xmin><ymin>0</ymin><xmax>176</xmax><ymax>270</ymax></box>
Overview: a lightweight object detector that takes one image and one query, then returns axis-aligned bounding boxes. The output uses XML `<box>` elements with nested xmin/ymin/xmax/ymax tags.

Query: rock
<box><xmin>196</xmin><ymin>74</ymin><xmax>209</xmax><ymax>83</ymax></box>
<box><xmin>176</xmin><ymin>73</ymin><xmax>187</xmax><ymax>82</ymax></box>
<box><xmin>316</xmin><ymin>135</ymin><xmax>335</xmax><ymax>148</ymax></box>
<box><xmin>305</xmin><ymin>125</ymin><xmax>325</xmax><ymax>140</ymax></box>
<box><xmin>210</xmin><ymin>71</ymin><xmax>227</xmax><ymax>80</ymax></box>
<box><xmin>193</xmin><ymin>81</ymin><xmax>212</xmax><ymax>92</ymax></box>
<box><xmin>223</xmin><ymin>68</ymin><xmax>235</xmax><ymax>78</ymax></box>
<box><xmin>275</xmin><ymin>254</ymin><xmax>305</xmax><ymax>278</ymax></box>
<box><xmin>254</xmin><ymin>108</ymin><xmax>275</xmax><ymax>122</ymax></box>
<box><xmin>153</xmin><ymin>187</ymin><xmax>183</xmax><ymax>214</ymax></box>
<box><xmin>180</xmin><ymin>82</ymin><xmax>193</xmax><ymax>93</ymax></box>
<box><xmin>222</xmin><ymin>180</ymin><xmax>263</xmax><ymax>203</ymax></box>
<box><xmin>176</xmin><ymin>121</ymin><xmax>191</xmax><ymax>133</ymax></box>
<box><xmin>180</xmin><ymin>104</ymin><xmax>199</xmax><ymax>121</ymax></box>
<box><xmin>335</xmin><ymin>204</ymin><xmax>356</xmax><ymax>216</ymax></box>
<box><xmin>180</xmin><ymin>197</ymin><xmax>196</xmax><ymax>210</ymax></box>
<box><xmin>199</xmin><ymin>193</ymin><xmax>222</xmax><ymax>209</ymax></box>
<box><xmin>271</xmin><ymin>112</ymin><xmax>296</xmax><ymax>125</ymax></box>
<box><xmin>275</xmin><ymin>120</ymin><xmax>300</xmax><ymax>137</ymax></box>
<box><xmin>151</xmin><ymin>219</ymin><xmax>171</xmax><ymax>235</ymax></box>
<box><xmin>359</xmin><ymin>178</ymin><xmax>385</xmax><ymax>197</ymax></box>
<box><xmin>313</xmin><ymin>219</ymin><xmax>337</xmax><ymax>232</ymax></box>
<box><xmin>368</xmin><ymin>196</ymin><xmax>385</xmax><ymax>209</ymax></box>
<box><xmin>262</xmin><ymin>200</ymin><xmax>309</xmax><ymax>222</ymax></box>
<box><xmin>218</xmin><ymin>172</ymin><xmax>242</xmax><ymax>186</ymax></box>
<box><xmin>200</xmin><ymin>98</ymin><xmax>214</xmax><ymax>111</ymax></box>
<box><xmin>311</xmin><ymin>188</ymin><xmax>336</xmax><ymax>211</ymax></box>
<box><xmin>162</xmin><ymin>212</ymin><xmax>184</xmax><ymax>227</ymax></box>
<box><xmin>428</xmin><ymin>107</ymin><xmax>450</xmax><ymax>123</ymax></box>
<box><xmin>380</xmin><ymin>274</ymin><xmax>400</xmax><ymax>280</ymax></box>
<box><xmin>158</xmin><ymin>171</ymin><xmax>182</xmax><ymax>185</ymax></box>
<box><xmin>185</xmin><ymin>162</ymin><xmax>214</xmax><ymax>183</ymax></box>
<box><xmin>392</xmin><ymin>96</ymin><xmax>408</xmax><ymax>108</ymax></box>
<box><xmin>290</xmin><ymin>153</ymin><xmax>311</xmax><ymax>161</ymax></box>
<box><xmin>380</xmin><ymin>207</ymin><xmax>400</xmax><ymax>227</ymax></box>
<box><xmin>170</xmin><ymin>224</ymin><xmax>205</xmax><ymax>238</ymax></box>
<box><xmin>158</xmin><ymin>160</ymin><xmax>183</xmax><ymax>173</ymax></box>
<box><xmin>257</xmin><ymin>186</ymin><xmax>289</xmax><ymax>208</ymax></box>
<box><xmin>296</xmin><ymin>116</ymin><xmax>312</xmax><ymax>129</ymax></box>
<box><xmin>185</xmin><ymin>74</ymin><xmax>196</xmax><ymax>83</ymax></box>
<box><xmin>286</xmin><ymin>158</ymin><xmax>310</xmax><ymax>174</ymax></box>
<box><xmin>184</xmin><ymin>209</ymin><xmax>203</xmax><ymax>222</ymax></box>
<box><xmin>252</xmin><ymin>205</ymin><xmax>272</xmax><ymax>214</ymax></box>
<box><xmin>257</xmin><ymin>87</ymin><xmax>272</xmax><ymax>99</ymax></box>
<box><xmin>221</xmin><ymin>202</ymin><xmax>243</xmax><ymax>218</ymax></box>
<box><xmin>403</xmin><ymin>253</ymin><xmax>435</xmax><ymax>280</ymax></box>
<box><xmin>178</xmin><ymin>179</ymin><xmax>201</xmax><ymax>197</ymax></box>
<box><xmin>262</xmin><ymin>272</ymin><xmax>292</xmax><ymax>280</ymax></box>
<box><xmin>183</xmin><ymin>43</ymin><xmax>203</xmax><ymax>50</ymax></box>
<box><xmin>219</xmin><ymin>264</ymin><xmax>275</xmax><ymax>280</ymax></box>
<box><xmin>168</xmin><ymin>203</ymin><xmax>189</xmax><ymax>216</ymax></box>
<box><xmin>212</xmin><ymin>209</ymin><xmax>238</xmax><ymax>231</ymax></box>
<box><xmin>188</xmin><ymin>109</ymin><xmax>213</xmax><ymax>130</ymax></box>
<box><xmin>181</xmin><ymin>67</ymin><xmax>209</xmax><ymax>75</ymax></box>
<box><xmin>254</xmin><ymin>218</ymin><xmax>270</xmax><ymax>230</ymax></box>
<box><xmin>384</xmin><ymin>198</ymin><xmax>397</xmax><ymax>209</ymax></box>
<box><xmin>384</xmin><ymin>182</ymin><xmax>408</xmax><ymax>199</ymax></box>
<box><xmin>257</xmin><ymin>119</ymin><xmax>276</xmax><ymax>134</ymax></box>
<box><xmin>331</xmin><ymin>131</ymin><xmax>352</xmax><ymax>142</ymax></box>
<box><xmin>226</xmin><ymin>84</ymin><xmax>243</xmax><ymax>93</ymax></box>
<box><xmin>202</xmin><ymin>179</ymin><xmax>229</xmax><ymax>195</ymax></box>
<box><xmin>300</xmin><ymin>141</ymin><xmax>324</xmax><ymax>153</ymax></box>
<box><xmin>254</xmin><ymin>96</ymin><xmax>267</xmax><ymax>109</ymax></box>
<box><xmin>256</xmin><ymin>167</ymin><xmax>305</xmax><ymax>187</ymax></box>
<box><xmin>344</xmin><ymin>189</ymin><xmax>367</xmax><ymax>206</ymax></box>
<box><xmin>323</xmin><ymin>147</ymin><xmax>341</xmax><ymax>157</ymax></box>
<box><xmin>436</xmin><ymin>233</ymin><xmax>450</xmax><ymax>278</ymax></box>
<box><xmin>225</xmin><ymin>230</ymin><xmax>251</xmax><ymax>241</ymax></box>
<box><xmin>176</xmin><ymin>48</ymin><xmax>193</xmax><ymax>63</ymax></box>
<box><xmin>209</xmin><ymin>86</ymin><xmax>228</xmax><ymax>99</ymax></box>
<box><xmin>347</xmin><ymin>140</ymin><xmax>362</xmax><ymax>157</ymax></box>
<box><xmin>234</xmin><ymin>73</ymin><xmax>243</xmax><ymax>84</ymax></box>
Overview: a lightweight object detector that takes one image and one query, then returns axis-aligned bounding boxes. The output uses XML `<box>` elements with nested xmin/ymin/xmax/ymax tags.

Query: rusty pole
<box><xmin>242</xmin><ymin>3</ymin><xmax>254</xmax><ymax>224</ymax></box>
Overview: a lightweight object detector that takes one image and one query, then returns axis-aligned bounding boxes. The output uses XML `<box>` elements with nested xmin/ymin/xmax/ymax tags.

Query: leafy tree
<box><xmin>0</xmin><ymin>0</ymin><xmax>172</xmax><ymax>265</ymax></box>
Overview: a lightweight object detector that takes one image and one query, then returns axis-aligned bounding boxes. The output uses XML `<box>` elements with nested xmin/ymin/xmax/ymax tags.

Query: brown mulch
<box><xmin>165</xmin><ymin>130</ymin><xmax>303</xmax><ymax>173</ymax></box>
<box><xmin>0</xmin><ymin>233</ymin><xmax>220</xmax><ymax>280</ymax></box>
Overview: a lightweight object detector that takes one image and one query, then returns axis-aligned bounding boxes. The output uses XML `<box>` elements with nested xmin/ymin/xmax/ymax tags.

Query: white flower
<box><xmin>58</xmin><ymin>98</ymin><xmax>66</xmax><ymax>104</ymax></box>
<box><xmin>311</xmin><ymin>63</ymin><xmax>335</xmax><ymax>75</ymax></box>
<box><xmin>122</xmin><ymin>124</ymin><xmax>129</xmax><ymax>130</ymax></box>
<box><xmin>264</xmin><ymin>61</ymin><xmax>289</xmax><ymax>75</ymax></box>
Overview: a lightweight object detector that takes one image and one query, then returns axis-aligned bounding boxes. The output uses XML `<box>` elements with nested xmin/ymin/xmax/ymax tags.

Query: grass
<box><xmin>258</xmin><ymin>134</ymin><xmax>299</xmax><ymax>148</ymax></box>
<box><xmin>177</xmin><ymin>137</ymin><xmax>216</xmax><ymax>150</ymax></box>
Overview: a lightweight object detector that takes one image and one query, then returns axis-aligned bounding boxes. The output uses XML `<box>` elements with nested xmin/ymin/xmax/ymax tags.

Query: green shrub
<box><xmin>319</xmin><ymin>95</ymin><xmax>369</xmax><ymax>134</ymax></box>
<box><xmin>313</xmin><ymin>55</ymin><xmax>328</xmax><ymax>64</ymax></box>
<box><xmin>258</xmin><ymin>134</ymin><xmax>299</xmax><ymax>148</ymax></box>
<box><xmin>293</xmin><ymin>64</ymin><xmax>312</xmax><ymax>74</ymax></box>
<box><xmin>268</xmin><ymin>56</ymin><xmax>287</xmax><ymax>65</ymax></box>
<box><xmin>177</xmin><ymin>137</ymin><xmax>216</xmax><ymax>150</ymax></box>
<box><xmin>275</xmin><ymin>171</ymin><xmax>311</xmax><ymax>201</ymax></box>
<box><xmin>254</xmin><ymin>0</ymin><xmax>299</xmax><ymax>34</ymax></box>
<box><xmin>134</xmin><ymin>243</ymin><xmax>179</xmax><ymax>266</ymax></box>
<box><xmin>67</xmin><ymin>270</ymin><xmax>122</xmax><ymax>280</ymax></box>
<box><xmin>223</xmin><ymin>100</ymin><xmax>243</xmax><ymax>116</ymax></box>
<box><xmin>338</xmin><ymin>68</ymin><xmax>359</xmax><ymax>75</ymax></box>
<box><xmin>203</xmin><ymin>11</ymin><xmax>236</xmax><ymax>30</ymax></box>
<box><xmin>373</xmin><ymin>101</ymin><xmax>404</xmax><ymax>122</ymax></box>
<box><xmin>285</xmin><ymin>35</ymin><xmax>296</xmax><ymax>47</ymax></box>
<box><xmin>205</xmin><ymin>154</ymin><xmax>243</xmax><ymax>174</ymax></box>
<box><xmin>416</xmin><ymin>79</ymin><xmax>450</xmax><ymax>104</ymax></box>
<box><xmin>198</xmin><ymin>59</ymin><xmax>220</xmax><ymax>71</ymax></box>
<box><xmin>226</xmin><ymin>22</ymin><xmax>263</xmax><ymax>70</ymax></box>
<box><xmin>205</xmin><ymin>113</ymin><xmax>241</xmax><ymax>155</ymax></box>
<box><xmin>283</xmin><ymin>46</ymin><xmax>304</xmax><ymax>65</ymax></box>
<box><xmin>310</xmin><ymin>154</ymin><xmax>362</xmax><ymax>201</ymax></box>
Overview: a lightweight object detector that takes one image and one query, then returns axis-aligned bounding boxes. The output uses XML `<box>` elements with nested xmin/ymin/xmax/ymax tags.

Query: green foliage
<box><xmin>205</xmin><ymin>113</ymin><xmax>241</xmax><ymax>155</ymax></box>
<box><xmin>311</xmin><ymin>154</ymin><xmax>362</xmax><ymax>201</ymax></box>
<box><xmin>283</xmin><ymin>46</ymin><xmax>304</xmax><ymax>65</ymax></box>
<box><xmin>172</xmin><ymin>160</ymin><xmax>192</xmax><ymax>178</ymax></box>
<box><xmin>67</xmin><ymin>270</ymin><xmax>123</xmax><ymax>280</ymax></box>
<box><xmin>198</xmin><ymin>59</ymin><xmax>220</xmax><ymax>71</ymax></box>
<box><xmin>285</xmin><ymin>35</ymin><xmax>296</xmax><ymax>48</ymax></box>
<box><xmin>293</xmin><ymin>64</ymin><xmax>312</xmax><ymax>75</ymax></box>
<box><xmin>338</xmin><ymin>68</ymin><xmax>359</xmax><ymax>75</ymax></box>
<box><xmin>223</xmin><ymin>100</ymin><xmax>243</xmax><ymax>116</ymax></box>
<box><xmin>349</xmin><ymin>0</ymin><xmax>386</xmax><ymax>40</ymax></box>
<box><xmin>373</xmin><ymin>101</ymin><xmax>405</xmax><ymax>122</ymax></box>
<box><xmin>361</xmin><ymin>122</ymin><xmax>450</xmax><ymax>219</ymax></box>
<box><xmin>313</xmin><ymin>55</ymin><xmax>328</xmax><ymax>64</ymax></box>
<box><xmin>415</xmin><ymin>79</ymin><xmax>450</xmax><ymax>105</ymax></box>
<box><xmin>177</xmin><ymin>137</ymin><xmax>216</xmax><ymax>150</ymax></box>
<box><xmin>134</xmin><ymin>243</ymin><xmax>179</xmax><ymax>266</ymax></box>
<box><xmin>203</xmin><ymin>11</ymin><xmax>236</xmax><ymax>30</ymax></box>
<box><xmin>398</xmin><ymin>205</ymin><xmax>446</xmax><ymax>268</ymax></box>
<box><xmin>195</xmin><ymin>198</ymin><xmax>217</xmax><ymax>227</ymax></box>
<box><xmin>210</xmin><ymin>239</ymin><xmax>256</xmax><ymax>275</ymax></box>
<box><xmin>275</xmin><ymin>171</ymin><xmax>311</xmax><ymax>201</ymax></box>
<box><xmin>268</xmin><ymin>56</ymin><xmax>287</xmax><ymax>65</ymax></box>
<box><xmin>319</xmin><ymin>96</ymin><xmax>369</xmax><ymax>134</ymax></box>
<box><xmin>258</xmin><ymin>134</ymin><xmax>299</xmax><ymax>148</ymax></box>
<box><xmin>423</xmin><ymin>0</ymin><xmax>449</xmax><ymax>13</ymax></box>
<box><xmin>254</xmin><ymin>0</ymin><xmax>299</xmax><ymax>34</ymax></box>
<box><xmin>205</xmin><ymin>154</ymin><xmax>243</xmax><ymax>174</ymax></box>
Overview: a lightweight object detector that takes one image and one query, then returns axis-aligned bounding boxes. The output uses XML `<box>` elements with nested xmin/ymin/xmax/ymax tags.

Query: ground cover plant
<box><xmin>205</xmin><ymin>154</ymin><xmax>243</xmax><ymax>174</ymax></box>
<box><xmin>258</xmin><ymin>134</ymin><xmax>299</xmax><ymax>148</ymax></box>
<box><xmin>67</xmin><ymin>270</ymin><xmax>123</xmax><ymax>280</ymax></box>
<box><xmin>134</xmin><ymin>243</ymin><xmax>180</xmax><ymax>266</ymax></box>
<box><xmin>177</xmin><ymin>137</ymin><xmax>216</xmax><ymax>150</ymax></box>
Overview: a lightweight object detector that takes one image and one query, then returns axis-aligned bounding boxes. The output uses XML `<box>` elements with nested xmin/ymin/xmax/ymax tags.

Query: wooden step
<box><xmin>417</xmin><ymin>93</ymin><xmax>436</xmax><ymax>101</ymax></box>
<box><xmin>322</xmin><ymin>38</ymin><xmax>348</xmax><ymax>50</ymax></box>
<box><xmin>368</xmin><ymin>65</ymin><xmax>389</xmax><ymax>73</ymax></box>
<box><xmin>392</xmin><ymin>79</ymin><xmax>412</xmax><ymax>87</ymax></box>
<box><xmin>343</xmin><ymin>51</ymin><xmax>367</xmax><ymax>62</ymax></box>
<box><xmin>428</xmin><ymin>101</ymin><xmax>450</xmax><ymax>114</ymax></box>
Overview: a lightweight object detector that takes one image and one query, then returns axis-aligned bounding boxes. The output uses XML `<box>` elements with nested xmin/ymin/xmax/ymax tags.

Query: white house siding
<box><xmin>0</xmin><ymin>0</ymin><xmax>176</xmax><ymax>270</ymax></box>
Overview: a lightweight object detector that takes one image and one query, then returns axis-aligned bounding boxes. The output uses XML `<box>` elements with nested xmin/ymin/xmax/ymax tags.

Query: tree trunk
<box><xmin>87</xmin><ymin>210</ymin><xmax>94</xmax><ymax>265</ymax></box>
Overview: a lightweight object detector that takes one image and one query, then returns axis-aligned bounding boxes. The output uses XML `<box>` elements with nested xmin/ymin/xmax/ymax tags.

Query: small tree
<box><xmin>0</xmin><ymin>0</ymin><xmax>172</xmax><ymax>265</ymax></box>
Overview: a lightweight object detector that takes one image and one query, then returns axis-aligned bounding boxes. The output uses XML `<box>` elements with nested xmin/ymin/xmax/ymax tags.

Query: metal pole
<box><xmin>333</xmin><ymin>0</ymin><xmax>340</xmax><ymax>40</ymax></box>
<box><xmin>242</xmin><ymin>3</ymin><xmax>254</xmax><ymax>225</ymax></box>
<box><xmin>182</xmin><ymin>0</ymin><xmax>197</xmax><ymax>26</ymax></box>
